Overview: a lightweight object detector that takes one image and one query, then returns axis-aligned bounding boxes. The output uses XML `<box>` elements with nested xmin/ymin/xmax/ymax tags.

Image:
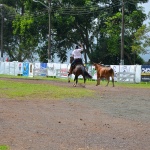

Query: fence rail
<box><xmin>0</xmin><ymin>61</ymin><xmax>150</xmax><ymax>83</ymax></box>
<box><xmin>117</xmin><ymin>72</ymin><xmax>135</xmax><ymax>83</ymax></box>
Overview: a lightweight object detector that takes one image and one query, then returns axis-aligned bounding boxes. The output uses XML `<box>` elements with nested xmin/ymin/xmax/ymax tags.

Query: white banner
<box><xmin>0</xmin><ymin>62</ymin><xmax>143</xmax><ymax>83</ymax></box>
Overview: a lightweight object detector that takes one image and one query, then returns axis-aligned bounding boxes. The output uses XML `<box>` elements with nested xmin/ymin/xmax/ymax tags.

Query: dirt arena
<box><xmin>0</xmin><ymin>78</ymin><xmax>150</xmax><ymax>150</ymax></box>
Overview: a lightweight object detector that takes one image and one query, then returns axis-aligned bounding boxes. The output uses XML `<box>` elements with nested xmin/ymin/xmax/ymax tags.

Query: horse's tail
<box><xmin>85</xmin><ymin>71</ymin><xmax>92</xmax><ymax>79</ymax></box>
<box><xmin>81</xmin><ymin>66</ymin><xmax>92</xmax><ymax>79</ymax></box>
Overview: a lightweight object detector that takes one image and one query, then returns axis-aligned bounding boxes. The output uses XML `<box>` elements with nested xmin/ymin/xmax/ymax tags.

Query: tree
<box><xmin>0</xmin><ymin>0</ymin><xmax>39</xmax><ymax>61</ymax></box>
<box><xmin>94</xmin><ymin>1</ymin><xmax>147</xmax><ymax>65</ymax></box>
<box><xmin>50</xmin><ymin>0</ymin><xmax>148</xmax><ymax>64</ymax></box>
<box><xmin>0</xmin><ymin>3</ymin><xmax>16</xmax><ymax>60</ymax></box>
<box><xmin>0</xmin><ymin>0</ymin><xmax>149</xmax><ymax>64</ymax></box>
<box><xmin>12</xmin><ymin>13</ymin><xmax>39</xmax><ymax>61</ymax></box>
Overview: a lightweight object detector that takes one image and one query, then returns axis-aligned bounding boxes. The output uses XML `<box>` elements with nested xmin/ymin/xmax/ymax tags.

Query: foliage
<box><xmin>12</xmin><ymin>13</ymin><xmax>39</xmax><ymax>61</ymax></box>
<box><xmin>0</xmin><ymin>0</ymin><xmax>149</xmax><ymax>64</ymax></box>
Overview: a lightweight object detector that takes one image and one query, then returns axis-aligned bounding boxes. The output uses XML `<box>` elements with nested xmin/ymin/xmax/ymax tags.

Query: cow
<box><xmin>93</xmin><ymin>63</ymin><xmax>115</xmax><ymax>87</ymax></box>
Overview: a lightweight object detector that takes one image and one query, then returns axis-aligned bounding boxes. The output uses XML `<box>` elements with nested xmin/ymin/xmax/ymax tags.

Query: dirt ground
<box><xmin>0</xmin><ymin>78</ymin><xmax>150</xmax><ymax>150</ymax></box>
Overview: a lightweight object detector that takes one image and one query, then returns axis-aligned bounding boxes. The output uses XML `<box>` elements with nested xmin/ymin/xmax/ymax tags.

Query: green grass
<box><xmin>0</xmin><ymin>75</ymin><xmax>149</xmax><ymax>101</ymax></box>
<box><xmin>0</xmin><ymin>78</ymin><xmax>94</xmax><ymax>100</ymax></box>
<box><xmin>0</xmin><ymin>145</ymin><xmax>9</xmax><ymax>150</ymax></box>
<box><xmin>114</xmin><ymin>81</ymin><xmax>150</xmax><ymax>88</ymax></box>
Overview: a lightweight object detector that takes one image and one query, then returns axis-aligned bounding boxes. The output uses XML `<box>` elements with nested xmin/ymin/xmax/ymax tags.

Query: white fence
<box><xmin>117</xmin><ymin>72</ymin><xmax>135</xmax><ymax>83</ymax></box>
<box><xmin>0</xmin><ymin>61</ymin><xmax>142</xmax><ymax>83</ymax></box>
<box><xmin>111</xmin><ymin>65</ymin><xmax>141</xmax><ymax>83</ymax></box>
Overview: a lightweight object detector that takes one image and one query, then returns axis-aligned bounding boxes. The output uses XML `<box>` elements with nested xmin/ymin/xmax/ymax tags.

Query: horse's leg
<box><xmin>76</xmin><ymin>76</ymin><xmax>78</xmax><ymax>86</ymax></box>
<box><xmin>73</xmin><ymin>77</ymin><xmax>76</xmax><ymax>86</ymax></box>
<box><xmin>83</xmin><ymin>77</ymin><xmax>86</xmax><ymax>87</ymax></box>
<box><xmin>68</xmin><ymin>73</ymin><xmax>71</xmax><ymax>83</ymax></box>
<box><xmin>68</xmin><ymin>65</ymin><xmax>74</xmax><ymax>83</ymax></box>
<box><xmin>73</xmin><ymin>75</ymin><xmax>78</xmax><ymax>87</ymax></box>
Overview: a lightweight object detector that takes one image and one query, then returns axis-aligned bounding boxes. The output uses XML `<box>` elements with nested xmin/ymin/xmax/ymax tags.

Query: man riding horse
<box><xmin>68</xmin><ymin>44</ymin><xmax>84</xmax><ymax>75</ymax></box>
<box><xmin>68</xmin><ymin>44</ymin><xmax>92</xmax><ymax>86</ymax></box>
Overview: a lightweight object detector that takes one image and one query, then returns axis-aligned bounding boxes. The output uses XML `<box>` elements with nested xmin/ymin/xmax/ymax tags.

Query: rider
<box><xmin>69</xmin><ymin>44</ymin><xmax>84</xmax><ymax>74</ymax></box>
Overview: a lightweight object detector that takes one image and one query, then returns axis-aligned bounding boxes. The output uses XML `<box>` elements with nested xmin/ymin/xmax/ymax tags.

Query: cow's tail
<box><xmin>110</xmin><ymin>68</ymin><xmax>114</xmax><ymax>77</ymax></box>
<box><xmin>81</xmin><ymin>66</ymin><xmax>92</xmax><ymax>79</ymax></box>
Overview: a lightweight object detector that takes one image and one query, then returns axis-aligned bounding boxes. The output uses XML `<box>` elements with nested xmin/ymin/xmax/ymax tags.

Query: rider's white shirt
<box><xmin>72</xmin><ymin>48</ymin><xmax>83</xmax><ymax>59</ymax></box>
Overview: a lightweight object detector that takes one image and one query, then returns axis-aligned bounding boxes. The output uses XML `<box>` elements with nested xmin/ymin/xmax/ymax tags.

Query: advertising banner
<box><xmin>40</xmin><ymin>63</ymin><xmax>47</xmax><ymax>76</ymax></box>
<box><xmin>23</xmin><ymin>62</ymin><xmax>29</xmax><ymax>76</ymax></box>
<box><xmin>18</xmin><ymin>62</ymin><xmax>23</xmax><ymax>75</ymax></box>
<box><xmin>60</xmin><ymin>64</ymin><xmax>69</xmax><ymax>78</ymax></box>
<box><xmin>29</xmin><ymin>63</ymin><xmax>34</xmax><ymax>77</ymax></box>
<box><xmin>141</xmin><ymin>65</ymin><xmax>150</xmax><ymax>82</ymax></box>
<box><xmin>47</xmin><ymin>63</ymin><xmax>60</xmax><ymax>76</ymax></box>
<box><xmin>0</xmin><ymin>62</ymin><xmax>148</xmax><ymax>83</ymax></box>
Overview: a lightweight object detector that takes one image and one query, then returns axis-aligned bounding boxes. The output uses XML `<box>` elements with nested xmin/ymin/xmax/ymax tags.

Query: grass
<box><xmin>0</xmin><ymin>77</ymin><xmax>94</xmax><ymax>100</ymax></box>
<box><xmin>114</xmin><ymin>81</ymin><xmax>150</xmax><ymax>88</ymax></box>
<box><xmin>0</xmin><ymin>145</ymin><xmax>9</xmax><ymax>150</ymax></box>
<box><xmin>0</xmin><ymin>74</ymin><xmax>149</xmax><ymax>100</ymax></box>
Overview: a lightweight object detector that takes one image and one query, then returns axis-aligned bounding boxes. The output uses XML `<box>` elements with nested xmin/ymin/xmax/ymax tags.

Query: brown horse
<box><xmin>68</xmin><ymin>64</ymin><xmax>92</xmax><ymax>87</ymax></box>
<box><xmin>68</xmin><ymin>57</ymin><xmax>92</xmax><ymax>87</ymax></box>
<box><xmin>93</xmin><ymin>63</ymin><xmax>115</xmax><ymax>87</ymax></box>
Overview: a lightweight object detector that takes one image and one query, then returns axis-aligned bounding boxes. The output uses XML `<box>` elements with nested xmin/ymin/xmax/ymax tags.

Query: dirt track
<box><xmin>0</xmin><ymin>78</ymin><xmax>150</xmax><ymax>150</ymax></box>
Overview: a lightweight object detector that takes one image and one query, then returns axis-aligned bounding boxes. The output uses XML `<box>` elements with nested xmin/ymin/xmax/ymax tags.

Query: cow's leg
<box><xmin>112</xmin><ymin>76</ymin><xmax>115</xmax><ymax>87</ymax></box>
<box><xmin>96</xmin><ymin>77</ymin><xmax>100</xmax><ymax>86</ymax></box>
<box><xmin>106</xmin><ymin>77</ymin><xmax>110</xmax><ymax>86</ymax></box>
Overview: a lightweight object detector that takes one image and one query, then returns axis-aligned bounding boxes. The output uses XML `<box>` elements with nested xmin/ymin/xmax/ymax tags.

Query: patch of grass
<box><xmin>0</xmin><ymin>145</ymin><xmax>9</xmax><ymax>150</ymax></box>
<box><xmin>85</xmin><ymin>78</ymin><xmax>150</xmax><ymax>88</ymax></box>
<box><xmin>113</xmin><ymin>81</ymin><xmax>150</xmax><ymax>88</ymax></box>
<box><xmin>0</xmin><ymin>74</ymin><xmax>150</xmax><ymax>90</ymax></box>
<box><xmin>0</xmin><ymin>80</ymin><xmax>94</xmax><ymax>100</ymax></box>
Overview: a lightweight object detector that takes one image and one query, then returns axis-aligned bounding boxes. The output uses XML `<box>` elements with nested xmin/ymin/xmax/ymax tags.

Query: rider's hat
<box><xmin>75</xmin><ymin>45</ymin><xmax>79</xmax><ymax>49</ymax></box>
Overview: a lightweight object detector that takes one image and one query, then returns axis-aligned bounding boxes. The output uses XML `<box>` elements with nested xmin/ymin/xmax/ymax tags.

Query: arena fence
<box><xmin>0</xmin><ymin>61</ymin><xmax>150</xmax><ymax>83</ymax></box>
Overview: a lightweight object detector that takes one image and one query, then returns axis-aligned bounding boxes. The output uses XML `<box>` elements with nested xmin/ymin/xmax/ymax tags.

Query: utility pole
<box><xmin>48</xmin><ymin>0</ymin><xmax>51</xmax><ymax>63</ymax></box>
<box><xmin>0</xmin><ymin>4</ymin><xmax>3</xmax><ymax>61</ymax></box>
<box><xmin>120</xmin><ymin>0</ymin><xmax>125</xmax><ymax>65</ymax></box>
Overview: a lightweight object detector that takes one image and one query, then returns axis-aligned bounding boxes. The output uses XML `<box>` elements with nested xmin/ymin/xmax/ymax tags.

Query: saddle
<box><xmin>69</xmin><ymin>62</ymin><xmax>84</xmax><ymax>75</ymax></box>
<box><xmin>69</xmin><ymin>56</ymin><xmax>84</xmax><ymax>74</ymax></box>
<box><xmin>73</xmin><ymin>59</ymin><xmax>83</xmax><ymax>66</ymax></box>
<box><xmin>72</xmin><ymin>62</ymin><xmax>84</xmax><ymax>70</ymax></box>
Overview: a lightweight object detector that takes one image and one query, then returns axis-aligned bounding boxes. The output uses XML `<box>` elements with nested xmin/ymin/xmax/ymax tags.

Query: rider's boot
<box><xmin>83</xmin><ymin>64</ymin><xmax>87</xmax><ymax>71</ymax></box>
<box><xmin>68</xmin><ymin>66</ymin><xmax>73</xmax><ymax>75</ymax></box>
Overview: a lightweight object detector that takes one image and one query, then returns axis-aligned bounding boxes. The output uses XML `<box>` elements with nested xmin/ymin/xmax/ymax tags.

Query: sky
<box><xmin>139</xmin><ymin>0</ymin><xmax>150</xmax><ymax>61</ymax></box>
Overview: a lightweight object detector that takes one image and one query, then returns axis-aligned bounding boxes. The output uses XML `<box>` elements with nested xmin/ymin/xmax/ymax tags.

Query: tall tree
<box><xmin>0</xmin><ymin>0</ymin><xmax>149</xmax><ymax>64</ymax></box>
<box><xmin>0</xmin><ymin>0</ymin><xmax>39</xmax><ymax>61</ymax></box>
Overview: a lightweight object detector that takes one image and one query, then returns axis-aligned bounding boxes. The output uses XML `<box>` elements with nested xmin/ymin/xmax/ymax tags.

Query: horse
<box><xmin>68</xmin><ymin>57</ymin><xmax>92</xmax><ymax>87</ymax></box>
<box><xmin>93</xmin><ymin>63</ymin><xmax>115</xmax><ymax>87</ymax></box>
<box><xmin>68</xmin><ymin>65</ymin><xmax>92</xmax><ymax>87</ymax></box>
